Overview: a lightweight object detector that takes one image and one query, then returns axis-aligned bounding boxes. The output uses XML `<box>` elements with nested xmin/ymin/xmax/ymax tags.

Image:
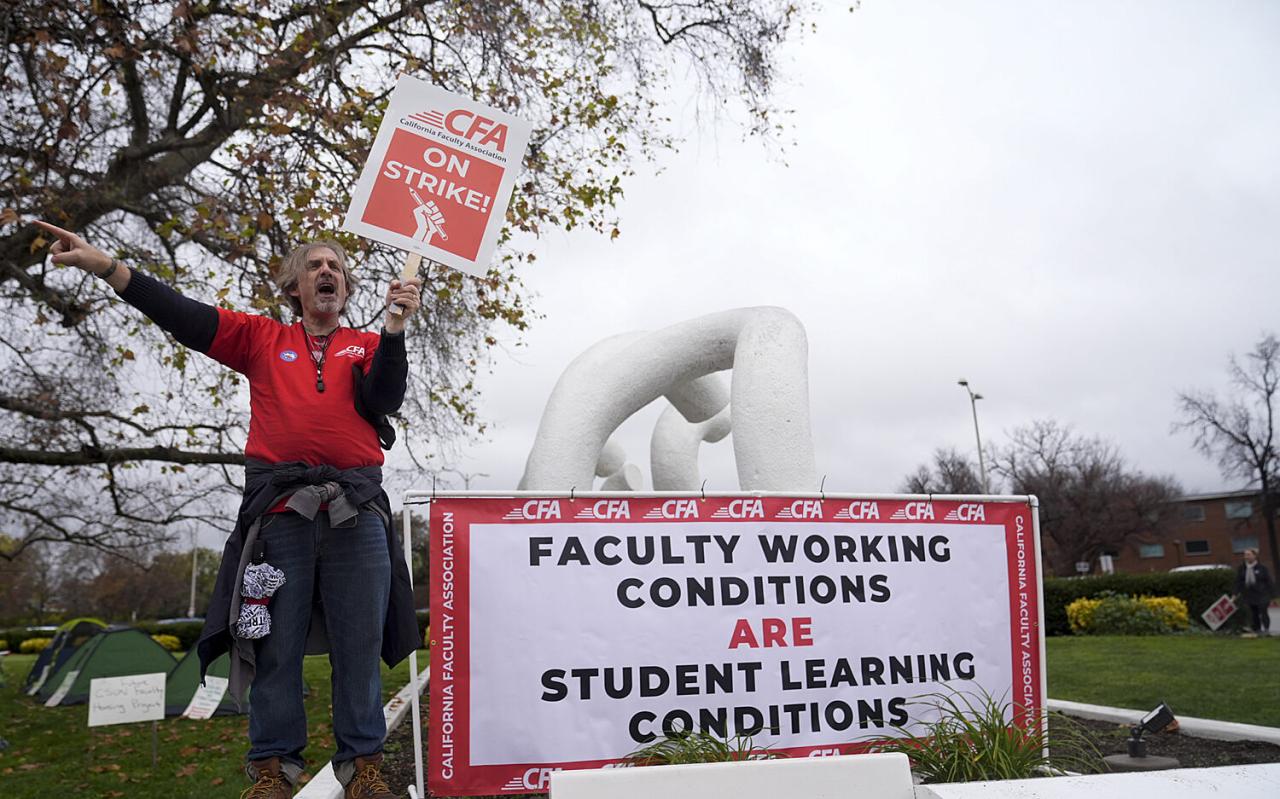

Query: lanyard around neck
<box><xmin>305</xmin><ymin>329</ymin><xmax>336</xmax><ymax>393</ymax></box>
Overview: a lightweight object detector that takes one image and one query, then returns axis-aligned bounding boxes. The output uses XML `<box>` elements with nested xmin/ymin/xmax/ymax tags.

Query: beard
<box><xmin>310</xmin><ymin>292</ymin><xmax>344</xmax><ymax>315</ymax></box>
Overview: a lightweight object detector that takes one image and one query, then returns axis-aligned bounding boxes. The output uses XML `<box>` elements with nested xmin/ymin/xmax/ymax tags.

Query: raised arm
<box><xmin>360</xmin><ymin>277</ymin><xmax>423</xmax><ymax>416</ymax></box>
<box><xmin>34</xmin><ymin>220</ymin><xmax>218</xmax><ymax>351</ymax></box>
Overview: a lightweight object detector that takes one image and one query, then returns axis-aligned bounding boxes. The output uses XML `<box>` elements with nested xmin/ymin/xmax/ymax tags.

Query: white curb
<box><xmin>915</xmin><ymin>762</ymin><xmax>1280</xmax><ymax>798</ymax></box>
<box><xmin>1049</xmin><ymin>698</ymin><xmax>1280</xmax><ymax>745</ymax></box>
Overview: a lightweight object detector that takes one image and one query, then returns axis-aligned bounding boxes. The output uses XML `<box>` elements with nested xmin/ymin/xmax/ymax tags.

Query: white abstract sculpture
<box><xmin>650</xmin><ymin>404</ymin><xmax>732</xmax><ymax>491</ymax></box>
<box><xmin>519</xmin><ymin>307</ymin><xmax>817</xmax><ymax>492</ymax></box>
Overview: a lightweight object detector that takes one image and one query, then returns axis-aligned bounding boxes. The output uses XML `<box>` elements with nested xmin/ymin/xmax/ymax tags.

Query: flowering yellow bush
<box><xmin>150</xmin><ymin>634</ymin><xmax>182</xmax><ymax>651</ymax></box>
<box><xmin>20</xmin><ymin>637</ymin><xmax>52</xmax><ymax>653</ymax></box>
<box><xmin>1066</xmin><ymin>598</ymin><xmax>1103</xmax><ymax>633</ymax></box>
<box><xmin>1141</xmin><ymin>596</ymin><xmax>1189</xmax><ymax>630</ymax></box>
<box><xmin>1067</xmin><ymin>595</ymin><xmax>1189</xmax><ymax>635</ymax></box>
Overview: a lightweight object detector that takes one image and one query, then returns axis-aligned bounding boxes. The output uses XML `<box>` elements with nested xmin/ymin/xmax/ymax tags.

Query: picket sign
<box><xmin>405</xmin><ymin>490</ymin><xmax>1046</xmax><ymax>798</ymax></box>
<box><xmin>88</xmin><ymin>672</ymin><xmax>167</xmax><ymax>767</ymax></box>
<box><xmin>342</xmin><ymin>75</ymin><xmax>532</xmax><ymax>280</ymax></box>
<box><xmin>1201</xmin><ymin>594</ymin><xmax>1238</xmax><ymax>631</ymax></box>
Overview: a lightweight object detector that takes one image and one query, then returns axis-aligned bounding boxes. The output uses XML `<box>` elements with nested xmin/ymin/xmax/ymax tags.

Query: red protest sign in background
<box><xmin>360</xmin><ymin>128</ymin><xmax>505</xmax><ymax>262</ymax></box>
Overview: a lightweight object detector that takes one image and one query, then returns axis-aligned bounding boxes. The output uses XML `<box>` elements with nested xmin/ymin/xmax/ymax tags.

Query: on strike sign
<box><xmin>428</xmin><ymin>494</ymin><xmax>1045</xmax><ymax>796</ymax></box>
<box><xmin>343</xmin><ymin>76</ymin><xmax>532</xmax><ymax>277</ymax></box>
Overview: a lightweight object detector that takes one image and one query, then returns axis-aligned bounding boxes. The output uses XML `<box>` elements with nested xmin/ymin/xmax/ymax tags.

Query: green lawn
<box><xmin>3</xmin><ymin>636</ymin><xmax>1277</xmax><ymax>798</ymax></box>
<box><xmin>1046</xmin><ymin>635</ymin><xmax>1280</xmax><ymax>727</ymax></box>
<box><xmin>0</xmin><ymin>651</ymin><xmax>422</xmax><ymax>798</ymax></box>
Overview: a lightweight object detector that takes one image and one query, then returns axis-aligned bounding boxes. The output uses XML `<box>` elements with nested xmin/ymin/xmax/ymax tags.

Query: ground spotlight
<box><xmin>1103</xmin><ymin>702</ymin><xmax>1181</xmax><ymax>772</ymax></box>
<box><xmin>1128</xmin><ymin>702</ymin><xmax>1176</xmax><ymax>757</ymax></box>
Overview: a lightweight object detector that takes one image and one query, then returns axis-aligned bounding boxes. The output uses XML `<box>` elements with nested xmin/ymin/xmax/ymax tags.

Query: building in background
<box><xmin>1114</xmin><ymin>490</ymin><xmax>1271</xmax><ymax>574</ymax></box>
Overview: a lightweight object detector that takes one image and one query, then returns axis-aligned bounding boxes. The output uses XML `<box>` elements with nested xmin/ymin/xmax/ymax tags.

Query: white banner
<box><xmin>429</xmin><ymin>495</ymin><xmax>1044</xmax><ymax>795</ymax></box>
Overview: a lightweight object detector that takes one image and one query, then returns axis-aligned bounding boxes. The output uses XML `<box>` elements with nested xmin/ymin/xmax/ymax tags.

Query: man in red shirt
<box><xmin>36</xmin><ymin>220</ymin><xmax>422</xmax><ymax>798</ymax></box>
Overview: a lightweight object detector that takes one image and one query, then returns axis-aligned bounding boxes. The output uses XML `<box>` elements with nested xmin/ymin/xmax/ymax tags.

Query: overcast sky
<box><xmin>434</xmin><ymin>0</ymin><xmax>1280</xmax><ymax>498</ymax></box>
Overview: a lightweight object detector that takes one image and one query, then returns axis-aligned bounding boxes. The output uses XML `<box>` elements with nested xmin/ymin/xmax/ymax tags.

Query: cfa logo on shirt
<box><xmin>334</xmin><ymin>345</ymin><xmax>366</xmax><ymax>359</ymax></box>
<box><xmin>278</xmin><ymin>350</ymin><xmax>298</xmax><ymax>362</ymax></box>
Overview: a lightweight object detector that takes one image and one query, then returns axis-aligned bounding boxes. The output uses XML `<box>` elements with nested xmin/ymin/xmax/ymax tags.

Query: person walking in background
<box><xmin>1235</xmin><ymin>548</ymin><xmax>1274</xmax><ymax>636</ymax></box>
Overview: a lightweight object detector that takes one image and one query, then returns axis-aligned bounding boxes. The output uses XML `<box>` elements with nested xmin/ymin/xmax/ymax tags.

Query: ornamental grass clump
<box><xmin>866</xmin><ymin>687</ymin><xmax>1101</xmax><ymax>783</ymax></box>
<box><xmin>1067</xmin><ymin>593</ymin><xmax>1189</xmax><ymax>635</ymax></box>
<box><xmin>626</xmin><ymin>728</ymin><xmax>778</xmax><ymax>766</ymax></box>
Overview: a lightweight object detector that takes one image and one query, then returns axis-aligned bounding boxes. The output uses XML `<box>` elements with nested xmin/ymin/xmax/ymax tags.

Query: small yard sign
<box><xmin>181</xmin><ymin>675</ymin><xmax>229</xmax><ymax>720</ymax></box>
<box><xmin>88</xmin><ymin>673</ymin><xmax>166</xmax><ymax>727</ymax></box>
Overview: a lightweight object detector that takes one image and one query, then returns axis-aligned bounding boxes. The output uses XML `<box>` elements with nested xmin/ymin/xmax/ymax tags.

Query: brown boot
<box><xmin>241</xmin><ymin>757</ymin><xmax>293</xmax><ymax>799</ymax></box>
<box><xmin>344</xmin><ymin>753</ymin><xmax>398</xmax><ymax>799</ymax></box>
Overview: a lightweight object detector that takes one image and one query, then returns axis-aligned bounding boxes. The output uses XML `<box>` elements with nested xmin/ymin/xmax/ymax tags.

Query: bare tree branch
<box><xmin>1175</xmin><ymin>333</ymin><xmax>1280</xmax><ymax>575</ymax></box>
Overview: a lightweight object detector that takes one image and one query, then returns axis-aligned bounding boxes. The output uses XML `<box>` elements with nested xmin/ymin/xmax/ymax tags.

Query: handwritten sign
<box><xmin>88</xmin><ymin>673</ymin><xmax>166</xmax><ymax>727</ymax></box>
<box><xmin>181</xmin><ymin>675</ymin><xmax>229</xmax><ymax>720</ymax></box>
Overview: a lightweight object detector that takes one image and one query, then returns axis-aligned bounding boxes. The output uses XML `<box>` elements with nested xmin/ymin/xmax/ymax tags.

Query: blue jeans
<box><xmin>247</xmin><ymin>509</ymin><xmax>391</xmax><ymax>771</ymax></box>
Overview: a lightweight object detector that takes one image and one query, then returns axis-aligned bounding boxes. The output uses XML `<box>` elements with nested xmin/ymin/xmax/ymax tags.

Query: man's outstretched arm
<box><xmin>35</xmin><ymin>220</ymin><xmax>218</xmax><ymax>351</ymax></box>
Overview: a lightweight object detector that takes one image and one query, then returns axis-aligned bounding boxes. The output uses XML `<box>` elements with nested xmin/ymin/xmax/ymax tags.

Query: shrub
<box><xmin>135</xmin><ymin>620</ymin><xmax>204</xmax><ymax>650</ymax></box>
<box><xmin>19</xmin><ymin>637</ymin><xmax>51</xmax><ymax>653</ymax></box>
<box><xmin>150</xmin><ymin>634</ymin><xmax>182</xmax><ymax>651</ymax></box>
<box><xmin>867</xmin><ymin>688</ymin><xmax>1101</xmax><ymax>783</ymax></box>
<box><xmin>1044</xmin><ymin>570</ymin><xmax>1237</xmax><ymax>635</ymax></box>
<box><xmin>1066</xmin><ymin>597</ymin><xmax>1102</xmax><ymax>632</ymax></box>
<box><xmin>1067</xmin><ymin>595</ymin><xmax>1189</xmax><ymax>635</ymax></box>
<box><xmin>1143</xmin><ymin>596</ymin><xmax>1190</xmax><ymax>629</ymax></box>
<box><xmin>626</xmin><ymin>728</ymin><xmax>777</xmax><ymax>766</ymax></box>
<box><xmin>1</xmin><ymin>628</ymin><xmax>51</xmax><ymax>651</ymax></box>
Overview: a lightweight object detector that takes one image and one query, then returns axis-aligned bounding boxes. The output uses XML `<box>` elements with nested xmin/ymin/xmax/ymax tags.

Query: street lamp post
<box><xmin>957</xmin><ymin>379</ymin><xmax>990</xmax><ymax>493</ymax></box>
<box><xmin>187</xmin><ymin>528</ymin><xmax>198</xmax><ymax>618</ymax></box>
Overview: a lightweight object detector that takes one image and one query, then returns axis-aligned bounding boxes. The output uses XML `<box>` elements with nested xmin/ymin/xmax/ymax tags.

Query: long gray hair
<box><xmin>274</xmin><ymin>240</ymin><xmax>359</xmax><ymax>316</ymax></box>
